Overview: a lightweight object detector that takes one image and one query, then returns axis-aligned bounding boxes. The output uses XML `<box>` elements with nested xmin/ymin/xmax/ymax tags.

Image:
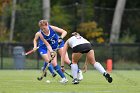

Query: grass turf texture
<box><xmin>0</xmin><ymin>70</ymin><xmax>140</xmax><ymax>93</ymax></box>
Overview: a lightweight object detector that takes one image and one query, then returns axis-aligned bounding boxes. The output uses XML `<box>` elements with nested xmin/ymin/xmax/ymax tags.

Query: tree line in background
<box><xmin>0</xmin><ymin>0</ymin><xmax>140</xmax><ymax>44</ymax></box>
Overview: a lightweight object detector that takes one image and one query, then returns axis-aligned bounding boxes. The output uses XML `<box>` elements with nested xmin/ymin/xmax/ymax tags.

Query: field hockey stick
<box><xmin>37</xmin><ymin>44</ymin><xmax>60</xmax><ymax>81</ymax></box>
<box><xmin>64</xmin><ymin>71</ymin><xmax>73</xmax><ymax>79</ymax></box>
<box><xmin>22</xmin><ymin>47</ymin><xmax>39</xmax><ymax>56</ymax></box>
<box><xmin>82</xmin><ymin>60</ymin><xmax>88</xmax><ymax>73</ymax></box>
<box><xmin>23</xmin><ymin>43</ymin><xmax>46</xmax><ymax>56</ymax></box>
<box><xmin>37</xmin><ymin>57</ymin><xmax>54</xmax><ymax>81</ymax></box>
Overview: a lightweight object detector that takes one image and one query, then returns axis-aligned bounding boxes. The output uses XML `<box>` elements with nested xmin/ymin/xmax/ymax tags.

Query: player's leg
<box><xmin>51</xmin><ymin>55</ymin><xmax>68</xmax><ymax>83</ymax></box>
<box><xmin>86</xmin><ymin>50</ymin><xmax>112</xmax><ymax>83</ymax></box>
<box><xmin>58</xmin><ymin>48</ymin><xmax>83</xmax><ymax>80</ymax></box>
<box><xmin>42</xmin><ymin>62</ymin><xmax>57</xmax><ymax>77</ymax></box>
<box><xmin>71</xmin><ymin>53</ymin><xmax>82</xmax><ymax>84</ymax></box>
<box><xmin>64</xmin><ymin>52</ymin><xmax>83</xmax><ymax>80</ymax></box>
<box><xmin>67</xmin><ymin>53</ymin><xmax>83</xmax><ymax>81</ymax></box>
<box><xmin>39</xmin><ymin>47</ymin><xmax>56</xmax><ymax>77</ymax></box>
<box><xmin>39</xmin><ymin>54</ymin><xmax>51</xmax><ymax>80</ymax></box>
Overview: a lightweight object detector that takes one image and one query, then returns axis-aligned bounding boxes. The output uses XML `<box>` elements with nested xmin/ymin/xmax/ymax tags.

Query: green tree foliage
<box><xmin>50</xmin><ymin>0</ymin><xmax>96</xmax><ymax>40</ymax></box>
<box><xmin>14</xmin><ymin>0</ymin><xmax>42</xmax><ymax>43</ymax></box>
<box><xmin>0</xmin><ymin>0</ymin><xmax>11</xmax><ymax>15</ymax></box>
<box><xmin>50</xmin><ymin>4</ymin><xmax>73</xmax><ymax>40</ymax></box>
<box><xmin>0</xmin><ymin>0</ymin><xmax>11</xmax><ymax>42</ymax></box>
<box><xmin>120</xmin><ymin>32</ymin><xmax>136</xmax><ymax>43</ymax></box>
<box><xmin>1</xmin><ymin>0</ymin><xmax>140</xmax><ymax>43</ymax></box>
<box><xmin>0</xmin><ymin>23</ymin><xmax>9</xmax><ymax>41</ymax></box>
<box><xmin>94</xmin><ymin>0</ymin><xmax>140</xmax><ymax>43</ymax></box>
<box><xmin>77</xmin><ymin>21</ymin><xmax>104</xmax><ymax>43</ymax></box>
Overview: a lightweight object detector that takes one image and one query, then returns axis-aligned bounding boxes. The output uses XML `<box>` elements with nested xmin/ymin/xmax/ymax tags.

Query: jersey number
<box><xmin>50</xmin><ymin>38</ymin><xmax>55</xmax><ymax>44</ymax></box>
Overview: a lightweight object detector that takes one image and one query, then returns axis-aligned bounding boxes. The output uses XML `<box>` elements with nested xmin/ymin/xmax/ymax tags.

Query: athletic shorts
<box><xmin>38</xmin><ymin>41</ymin><xmax>64</xmax><ymax>55</ymax></box>
<box><xmin>51</xmin><ymin>41</ymin><xmax>64</xmax><ymax>50</ymax></box>
<box><xmin>72</xmin><ymin>43</ymin><xmax>92</xmax><ymax>53</ymax></box>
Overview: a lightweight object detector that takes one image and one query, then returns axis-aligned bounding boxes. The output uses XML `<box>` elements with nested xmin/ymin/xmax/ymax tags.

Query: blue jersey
<box><xmin>38</xmin><ymin>25</ymin><xmax>64</xmax><ymax>54</ymax></box>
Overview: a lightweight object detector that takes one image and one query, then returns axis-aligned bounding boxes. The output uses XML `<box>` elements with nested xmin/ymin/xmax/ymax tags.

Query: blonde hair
<box><xmin>38</xmin><ymin>20</ymin><xmax>48</xmax><ymax>27</ymax></box>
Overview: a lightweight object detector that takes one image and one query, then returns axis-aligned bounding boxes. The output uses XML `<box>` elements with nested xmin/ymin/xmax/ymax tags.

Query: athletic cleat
<box><xmin>103</xmin><ymin>72</ymin><xmax>113</xmax><ymax>83</ymax></box>
<box><xmin>59</xmin><ymin>78</ymin><xmax>68</xmax><ymax>84</ymax></box>
<box><xmin>52</xmin><ymin>73</ymin><xmax>57</xmax><ymax>77</ymax></box>
<box><xmin>37</xmin><ymin>77</ymin><xmax>43</xmax><ymax>81</ymax></box>
<box><xmin>72</xmin><ymin>78</ymin><xmax>79</xmax><ymax>84</ymax></box>
<box><xmin>77</xmin><ymin>70</ymin><xmax>83</xmax><ymax>81</ymax></box>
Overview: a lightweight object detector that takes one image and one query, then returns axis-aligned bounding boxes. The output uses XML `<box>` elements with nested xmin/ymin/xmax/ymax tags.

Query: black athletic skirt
<box><xmin>72</xmin><ymin>43</ymin><xmax>92</xmax><ymax>53</ymax></box>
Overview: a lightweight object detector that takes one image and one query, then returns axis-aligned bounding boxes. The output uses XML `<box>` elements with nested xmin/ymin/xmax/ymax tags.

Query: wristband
<box><xmin>59</xmin><ymin>37</ymin><xmax>63</xmax><ymax>40</ymax></box>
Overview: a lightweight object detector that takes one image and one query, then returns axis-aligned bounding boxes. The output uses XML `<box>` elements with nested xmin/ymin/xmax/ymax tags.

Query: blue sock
<box><xmin>42</xmin><ymin>62</ymin><xmax>47</xmax><ymax>71</ymax></box>
<box><xmin>48</xmin><ymin>63</ymin><xmax>55</xmax><ymax>74</ymax></box>
<box><xmin>54</xmin><ymin>65</ymin><xmax>65</xmax><ymax>78</ymax></box>
<box><xmin>42</xmin><ymin>62</ymin><xmax>55</xmax><ymax>74</ymax></box>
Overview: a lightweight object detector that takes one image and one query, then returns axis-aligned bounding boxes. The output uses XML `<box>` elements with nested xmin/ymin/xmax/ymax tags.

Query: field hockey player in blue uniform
<box><xmin>33</xmin><ymin>20</ymin><xmax>69</xmax><ymax>83</ymax></box>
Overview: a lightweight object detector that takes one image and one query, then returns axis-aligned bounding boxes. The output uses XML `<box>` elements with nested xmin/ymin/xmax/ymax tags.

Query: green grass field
<box><xmin>0</xmin><ymin>70</ymin><xmax>140</xmax><ymax>93</ymax></box>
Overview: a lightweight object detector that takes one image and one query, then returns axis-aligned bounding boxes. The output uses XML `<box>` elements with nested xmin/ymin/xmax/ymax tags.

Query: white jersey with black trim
<box><xmin>68</xmin><ymin>36</ymin><xmax>90</xmax><ymax>48</ymax></box>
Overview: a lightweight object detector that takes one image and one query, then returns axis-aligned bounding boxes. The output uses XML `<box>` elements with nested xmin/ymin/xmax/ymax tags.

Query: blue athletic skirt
<box><xmin>38</xmin><ymin>41</ymin><xmax>64</xmax><ymax>55</ymax></box>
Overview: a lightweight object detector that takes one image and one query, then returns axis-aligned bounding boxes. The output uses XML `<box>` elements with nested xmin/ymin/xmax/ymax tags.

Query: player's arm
<box><xmin>50</xmin><ymin>25</ymin><xmax>67</xmax><ymax>39</ymax></box>
<box><xmin>61</xmin><ymin>40</ymin><xmax>69</xmax><ymax>67</ymax></box>
<box><xmin>33</xmin><ymin>32</ymin><xmax>40</xmax><ymax>51</ymax></box>
<box><xmin>39</xmin><ymin>33</ymin><xmax>56</xmax><ymax>58</ymax></box>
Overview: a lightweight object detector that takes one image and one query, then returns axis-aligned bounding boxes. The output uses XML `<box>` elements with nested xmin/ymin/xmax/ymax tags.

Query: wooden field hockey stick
<box><xmin>82</xmin><ymin>60</ymin><xmax>88</xmax><ymax>73</ymax></box>
<box><xmin>37</xmin><ymin>57</ymin><xmax>54</xmax><ymax>81</ymax></box>
<box><xmin>37</xmin><ymin>44</ymin><xmax>60</xmax><ymax>81</ymax></box>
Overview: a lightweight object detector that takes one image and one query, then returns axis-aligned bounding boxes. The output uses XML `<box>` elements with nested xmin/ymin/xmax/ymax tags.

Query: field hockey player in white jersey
<box><xmin>61</xmin><ymin>32</ymin><xmax>113</xmax><ymax>84</ymax></box>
